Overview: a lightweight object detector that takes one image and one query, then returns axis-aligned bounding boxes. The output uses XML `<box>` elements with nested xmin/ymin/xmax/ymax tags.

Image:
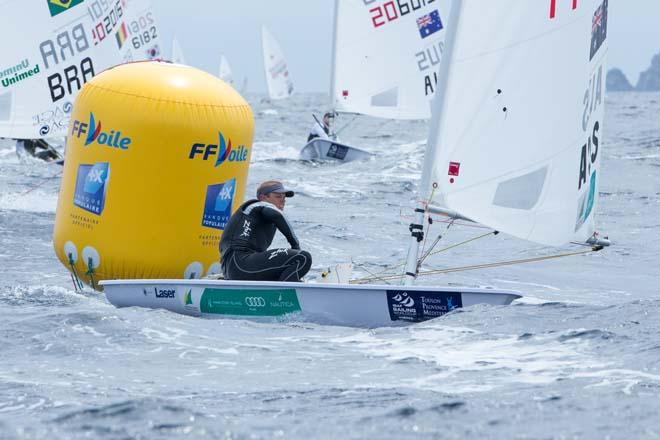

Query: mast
<box><xmin>404</xmin><ymin>0</ymin><xmax>464</xmax><ymax>285</ymax></box>
<box><xmin>329</xmin><ymin>0</ymin><xmax>340</xmax><ymax>113</ymax></box>
<box><xmin>260</xmin><ymin>26</ymin><xmax>271</xmax><ymax>100</ymax></box>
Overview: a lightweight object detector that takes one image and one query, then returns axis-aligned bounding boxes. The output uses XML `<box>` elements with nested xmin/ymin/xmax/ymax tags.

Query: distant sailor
<box><xmin>15</xmin><ymin>138</ymin><xmax>61</xmax><ymax>163</ymax></box>
<box><xmin>220</xmin><ymin>180</ymin><xmax>312</xmax><ymax>282</ymax></box>
<box><xmin>307</xmin><ymin>112</ymin><xmax>335</xmax><ymax>142</ymax></box>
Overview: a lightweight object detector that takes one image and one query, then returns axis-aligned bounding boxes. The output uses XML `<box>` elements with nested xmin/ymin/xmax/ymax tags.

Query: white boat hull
<box><xmin>100</xmin><ymin>279</ymin><xmax>521</xmax><ymax>327</ymax></box>
<box><xmin>300</xmin><ymin>138</ymin><xmax>373</xmax><ymax>162</ymax></box>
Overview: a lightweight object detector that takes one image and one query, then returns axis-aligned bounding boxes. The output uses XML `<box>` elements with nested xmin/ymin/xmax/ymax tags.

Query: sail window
<box><xmin>492</xmin><ymin>167</ymin><xmax>547</xmax><ymax>210</ymax></box>
<box><xmin>370</xmin><ymin>87</ymin><xmax>398</xmax><ymax>107</ymax></box>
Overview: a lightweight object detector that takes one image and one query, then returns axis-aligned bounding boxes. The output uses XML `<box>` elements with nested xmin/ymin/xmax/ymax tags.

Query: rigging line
<box><xmin>351</xmin><ymin>273</ymin><xmax>404</xmax><ymax>284</ymax></box>
<box><xmin>350</xmin><ymin>259</ymin><xmax>393</xmax><ymax>285</ymax></box>
<box><xmin>357</xmin><ymin>260</ymin><xmax>407</xmax><ymax>282</ymax></box>
<box><xmin>351</xmin><ymin>229</ymin><xmax>496</xmax><ymax>284</ymax></box>
<box><xmin>419</xmin><ymin>219</ymin><xmax>454</xmax><ymax>265</ymax></box>
<box><xmin>17</xmin><ymin>170</ymin><xmax>63</xmax><ymax>197</ymax></box>
<box><xmin>427</xmin><ymin>231</ymin><xmax>496</xmax><ymax>258</ymax></box>
<box><xmin>419</xmin><ymin>248</ymin><xmax>599</xmax><ymax>276</ymax></box>
<box><xmin>334</xmin><ymin>114</ymin><xmax>359</xmax><ymax>137</ymax></box>
<box><xmin>352</xmin><ymin>247</ymin><xmax>600</xmax><ymax>283</ymax></box>
<box><xmin>429</xmin><ymin>217</ymin><xmax>492</xmax><ymax>229</ymax></box>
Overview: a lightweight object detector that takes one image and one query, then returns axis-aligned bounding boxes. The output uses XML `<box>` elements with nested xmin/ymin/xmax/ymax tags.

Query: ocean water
<box><xmin>1</xmin><ymin>92</ymin><xmax>659</xmax><ymax>439</ymax></box>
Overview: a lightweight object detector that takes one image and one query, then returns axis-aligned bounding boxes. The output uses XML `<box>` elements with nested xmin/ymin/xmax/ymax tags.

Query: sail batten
<box><xmin>424</xmin><ymin>0</ymin><xmax>609</xmax><ymax>246</ymax></box>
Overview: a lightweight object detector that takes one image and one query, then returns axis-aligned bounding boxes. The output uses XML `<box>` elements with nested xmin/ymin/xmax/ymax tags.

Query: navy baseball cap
<box><xmin>257</xmin><ymin>180</ymin><xmax>294</xmax><ymax>198</ymax></box>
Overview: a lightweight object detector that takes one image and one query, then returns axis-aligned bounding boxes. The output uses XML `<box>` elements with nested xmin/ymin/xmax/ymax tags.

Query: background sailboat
<box><xmin>0</xmin><ymin>0</ymin><xmax>162</xmax><ymax>155</ymax></box>
<box><xmin>300</xmin><ymin>0</ymin><xmax>451</xmax><ymax>161</ymax></box>
<box><xmin>261</xmin><ymin>26</ymin><xmax>294</xmax><ymax>101</ymax></box>
<box><xmin>218</xmin><ymin>54</ymin><xmax>234</xmax><ymax>86</ymax></box>
<box><xmin>171</xmin><ymin>37</ymin><xmax>186</xmax><ymax>64</ymax></box>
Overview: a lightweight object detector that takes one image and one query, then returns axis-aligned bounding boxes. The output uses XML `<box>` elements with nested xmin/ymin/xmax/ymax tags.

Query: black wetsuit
<box><xmin>18</xmin><ymin>139</ymin><xmax>61</xmax><ymax>162</ymax></box>
<box><xmin>220</xmin><ymin>199</ymin><xmax>312</xmax><ymax>282</ymax></box>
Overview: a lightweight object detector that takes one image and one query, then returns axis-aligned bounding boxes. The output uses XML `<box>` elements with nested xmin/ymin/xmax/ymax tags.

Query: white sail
<box><xmin>121</xmin><ymin>0</ymin><xmax>163</xmax><ymax>63</ymax></box>
<box><xmin>422</xmin><ymin>0</ymin><xmax>608</xmax><ymax>246</ymax></box>
<box><xmin>171</xmin><ymin>37</ymin><xmax>186</xmax><ymax>64</ymax></box>
<box><xmin>0</xmin><ymin>0</ymin><xmax>162</xmax><ymax>140</ymax></box>
<box><xmin>331</xmin><ymin>0</ymin><xmax>451</xmax><ymax>120</ymax></box>
<box><xmin>261</xmin><ymin>26</ymin><xmax>294</xmax><ymax>100</ymax></box>
<box><xmin>218</xmin><ymin>55</ymin><xmax>234</xmax><ymax>85</ymax></box>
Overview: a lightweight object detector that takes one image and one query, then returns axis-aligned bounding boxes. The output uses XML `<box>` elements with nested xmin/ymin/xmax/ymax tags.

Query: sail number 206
<box><xmin>365</xmin><ymin>0</ymin><xmax>436</xmax><ymax>28</ymax></box>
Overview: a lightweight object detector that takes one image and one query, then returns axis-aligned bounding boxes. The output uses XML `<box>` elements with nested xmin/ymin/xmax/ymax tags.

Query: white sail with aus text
<box><xmin>331</xmin><ymin>0</ymin><xmax>451</xmax><ymax>120</ymax></box>
<box><xmin>423</xmin><ymin>0</ymin><xmax>608</xmax><ymax>246</ymax></box>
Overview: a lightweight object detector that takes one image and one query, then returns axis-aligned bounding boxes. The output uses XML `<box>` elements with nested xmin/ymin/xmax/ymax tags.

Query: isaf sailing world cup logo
<box><xmin>392</xmin><ymin>292</ymin><xmax>415</xmax><ymax>308</ymax></box>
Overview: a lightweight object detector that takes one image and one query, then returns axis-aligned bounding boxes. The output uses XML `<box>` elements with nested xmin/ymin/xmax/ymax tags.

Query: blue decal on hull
<box><xmin>386</xmin><ymin>290</ymin><xmax>462</xmax><ymax>322</ymax></box>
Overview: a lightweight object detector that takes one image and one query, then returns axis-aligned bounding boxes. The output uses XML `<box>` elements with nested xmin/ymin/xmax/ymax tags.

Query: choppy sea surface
<box><xmin>1</xmin><ymin>92</ymin><xmax>659</xmax><ymax>439</ymax></box>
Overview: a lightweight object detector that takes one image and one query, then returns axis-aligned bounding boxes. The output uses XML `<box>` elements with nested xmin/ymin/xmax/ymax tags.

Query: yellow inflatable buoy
<box><xmin>53</xmin><ymin>61</ymin><xmax>254</xmax><ymax>289</ymax></box>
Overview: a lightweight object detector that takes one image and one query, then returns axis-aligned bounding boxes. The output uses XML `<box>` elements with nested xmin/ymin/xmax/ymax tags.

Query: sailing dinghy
<box><xmin>300</xmin><ymin>0</ymin><xmax>450</xmax><ymax>162</ymax></box>
<box><xmin>102</xmin><ymin>0</ymin><xmax>611</xmax><ymax>327</ymax></box>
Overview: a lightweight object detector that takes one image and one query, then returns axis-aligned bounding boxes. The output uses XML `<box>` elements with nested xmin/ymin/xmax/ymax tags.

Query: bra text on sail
<box><xmin>39</xmin><ymin>23</ymin><xmax>95</xmax><ymax>103</ymax></box>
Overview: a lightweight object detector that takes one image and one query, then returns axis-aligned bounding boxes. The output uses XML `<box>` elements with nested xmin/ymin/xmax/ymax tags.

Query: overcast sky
<box><xmin>153</xmin><ymin>1</ymin><xmax>659</xmax><ymax>93</ymax></box>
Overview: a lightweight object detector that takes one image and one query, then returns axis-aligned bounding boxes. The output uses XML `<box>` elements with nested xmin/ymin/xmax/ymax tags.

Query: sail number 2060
<box><xmin>365</xmin><ymin>0</ymin><xmax>436</xmax><ymax>28</ymax></box>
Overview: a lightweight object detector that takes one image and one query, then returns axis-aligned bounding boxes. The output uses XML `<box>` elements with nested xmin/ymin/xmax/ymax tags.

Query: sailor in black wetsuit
<box><xmin>220</xmin><ymin>180</ymin><xmax>312</xmax><ymax>282</ymax></box>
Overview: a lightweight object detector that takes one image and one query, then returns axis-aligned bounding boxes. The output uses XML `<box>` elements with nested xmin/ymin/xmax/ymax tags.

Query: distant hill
<box><xmin>636</xmin><ymin>53</ymin><xmax>660</xmax><ymax>92</ymax></box>
<box><xmin>606</xmin><ymin>68</ymin><xmax>633</xmax><ymax>92</ymax></box>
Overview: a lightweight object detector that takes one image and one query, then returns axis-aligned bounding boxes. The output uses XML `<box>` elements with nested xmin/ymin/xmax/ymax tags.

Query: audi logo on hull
<box><xmin>245</xmin><ymin>297</ymin><xmax>266</xmax><ymax>307</ymax></box>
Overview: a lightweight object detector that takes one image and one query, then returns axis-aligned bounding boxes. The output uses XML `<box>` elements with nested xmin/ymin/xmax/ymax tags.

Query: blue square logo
<box><xmin>202</xmin><ymin>178</ymin><xmax>235</xmax><ymax>230</ymax></box>
<box><xmin>73</xmin><ymin>162</ymin><xmax>110</xmax><ymax>215</ymax></box>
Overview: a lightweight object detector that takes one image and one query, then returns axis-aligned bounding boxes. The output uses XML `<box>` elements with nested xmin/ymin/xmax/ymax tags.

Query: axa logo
<box><xmin>47</xmin><ymin>0</ymin><xmax>85</xmax><ymax>17</ymax></box>
<box><xmin>71</xmin><ymin>112</ymin><xmax>132</xmax><ymax>150</ymax></box>
<box><xmin>188</xmin><ymin>131</ymin><xmax>249</xmax><ymax>167</ymax></box>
